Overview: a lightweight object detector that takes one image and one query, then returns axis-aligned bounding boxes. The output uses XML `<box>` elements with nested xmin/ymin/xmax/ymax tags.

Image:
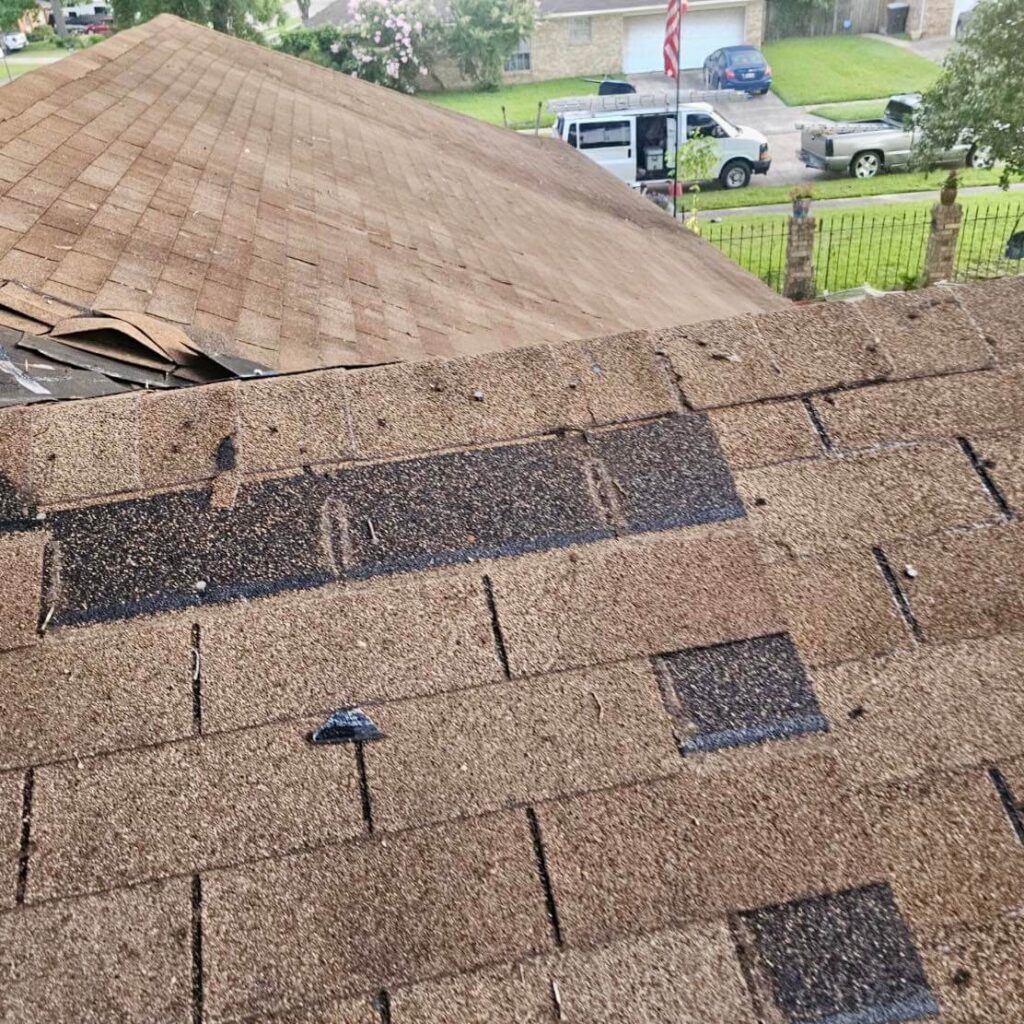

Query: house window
<box><xmin>504</xmin><ymin>38</ymin><xmax>531</xmax><ymax>72</ymax></box>
<box><xmin>569</xmin><ymin>16</ymin><xmax>592</xmax><ymax>43</ymax></box>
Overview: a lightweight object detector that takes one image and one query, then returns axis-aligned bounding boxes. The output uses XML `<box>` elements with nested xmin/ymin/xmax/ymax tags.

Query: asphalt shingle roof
<box><xmin>2</xmin><ymin>273</ymin><xmax>1024</xmax><ymax>1021</ymax></box>
<box><xmin>0</xmin><ymin>14</ymin><xmax>780</xmax><ymax>376</ymax></box>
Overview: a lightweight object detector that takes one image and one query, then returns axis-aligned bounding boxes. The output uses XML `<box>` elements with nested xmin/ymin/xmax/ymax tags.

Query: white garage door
<box><xmin>622</xmin><ymin>6</ymin><xmax>746</xmax><ymax>73</ymax></box>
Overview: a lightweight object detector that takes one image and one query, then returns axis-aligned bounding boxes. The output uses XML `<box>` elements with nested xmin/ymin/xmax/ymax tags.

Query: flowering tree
<box><xmin>445</xmin><ymin>0</ymin><xmax>537</xmax><ymax>90</ymax></box>
<box><xmin>347</xmin><ymin>0</ymin><xmax>437</xmax><ymax>93</ymax></box>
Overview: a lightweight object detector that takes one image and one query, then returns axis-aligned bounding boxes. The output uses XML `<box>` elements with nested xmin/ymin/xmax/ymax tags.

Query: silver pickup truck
<box><xmin>798</xmin><ymin>94</ymin><xmax>991</xmax><ymax>178</ymax></box>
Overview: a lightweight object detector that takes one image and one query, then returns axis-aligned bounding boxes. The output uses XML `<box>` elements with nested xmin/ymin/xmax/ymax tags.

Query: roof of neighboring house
<box><xmin>3</xmin><ymin>275</ymin><xmax>1024</xmax><ymax>1021</ymax></box>
<box><xmin>0</xmin><ymin>14</ymin><xmax>780</xmax><ymax>375</ymax></box>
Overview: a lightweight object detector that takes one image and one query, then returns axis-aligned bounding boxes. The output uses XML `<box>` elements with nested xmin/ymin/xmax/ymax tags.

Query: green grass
<box><xmin>702</xmin><ymin>191</ymin><xmax>1024</xmax><ymax>293</ymax></box>
<box><xmin>806</xmin><ymin>98</ymin><xmax>889</xmax><ymax>121</ymax></box>
<box><xmin>425</xmin><ymin>76</ymin><xmax>620</xmax><ymax>129</ymax></box>
<box><xmin>0</xmin><ymin>58</ymin><xmax>62</xmax><ymax>82</ymax></box>
<box><xmin>694</xmin><ymin>166</ymin><xmax>1005</xmax><ymax>210</ymax></box>
<box><xmin>763</xmin><ymin>36</ymin><xmax>940</xmax><ymax>105</ymax></box>
<box><xmin>22</xmin><ymin>40</ymin><xmax>65</xmax><ymax>55</ymax></box>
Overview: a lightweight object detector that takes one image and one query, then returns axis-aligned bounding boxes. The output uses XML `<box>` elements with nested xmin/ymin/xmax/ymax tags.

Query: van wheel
<box><xmin>850</xmin><ymin>151</ymin><xmax>882</xmax><ymax>178</ymax></box>
<box><xmin>719</xmin><ymin>160</ymin><xmax>752</xmax><ymax>189</ymax></box>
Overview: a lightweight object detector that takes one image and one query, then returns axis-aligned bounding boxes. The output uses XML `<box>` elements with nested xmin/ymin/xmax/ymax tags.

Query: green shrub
<box><xmin>27</xmin><ymin>24</ymin><xmax>55</xmax><ymax>42</ymax></box>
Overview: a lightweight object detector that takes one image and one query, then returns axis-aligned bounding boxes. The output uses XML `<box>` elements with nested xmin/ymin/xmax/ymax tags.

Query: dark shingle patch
<box><xmin>49</xmin><ymin>475</ymin><xmax>336</xmax><ymax>625</ymax></box>
<box><xmin>740</xmin><ymin>883</ymin><xmax>939</xmax><ymax>1024</ymax></box>
<box><xmin>330</xmin><ymin>440</ymin><xmax>610</xmax><ymax>577</ymax></box>
<box><xmin>0</xmin><ymin>473</ymin><xmax>37</xmax><ymax>532</ymax></box>
<box><xmin>588</xmin><ymin>415</ymin><xmax>744</xmax><ymax>533</ymax></box>
<box><xmin>657</xmin><ymin>633</ymin><xmax>827</xmax><ymax>753</ymax></box>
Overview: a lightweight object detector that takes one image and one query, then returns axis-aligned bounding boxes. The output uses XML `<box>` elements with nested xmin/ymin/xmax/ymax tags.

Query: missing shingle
<box><xmin>355</xmin><ymin>741</ymin><xmax>375</xmax><ymax>836</ymax></box>
<box><xmin>15</xmin><ymin>767</ymin><xmax>34</xmax><ymax>905</ymax></box>
<box><xmin>958</xmin><ymin>437</ymin><xmax>1012</xmax><ymax>519</ymax></box>
<box><xmin>738</xmin><ymin>883</ymin><xmax>939</xmax><ymax>1024</ymax></box>
<box><xmin>655</xmin><ymin>634</ymin><xmax>828</xmax><ymax>754</ymax></box>
<box><xmin>372</xmin><ymin>989</ymin><xmax>392</xmax><ymax>1024</ymax></box>
<box><xmin>482</xmin><ymin>574</ymin><xmax>511</xmax><ymax>679</ymax></box>
<box><xmin>872</xmin><ymin>547</ymin><xmax>923</xmax><ymax>642</ymax></box>
<box><xmin>191</xmin><ymin>874</ymin><xmax>204</xmax><ymax>1024</ymax></box>
<box><xmin>190</xmin><ymin>623</ymin><xmax>202</xmax><ymax>737</ymax></box>
<box><xmin>215</xmin><ymin>435</ymin><xmax>237</xmax><ymax>472</ymax></box>
<box><xmin>802</xmin><ymin>397</ymin><xmax>833</xmax><ymax>452</ymax></box>
<box><xmin>526</xmin><ymin>807</ymin><xmax>563</xmax><ymax>948</ymax></box>
<box><xmin>987</xmin><ymin>767</ymin><xmax>1024</xmax><ymax>845</ymax></box>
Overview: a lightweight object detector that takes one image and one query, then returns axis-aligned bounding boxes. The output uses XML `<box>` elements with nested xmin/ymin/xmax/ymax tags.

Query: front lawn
<box><xmin>701</xmin><ymin>191</ymin><xmax>1024</xmax><ymax>293</ymax></box>
<box><xmin>763</xmin><ymin>36</ymin><xmax>940</xmax><ymax>105</ymax></box>
<box><xmin>0</xmin><ymin>58</ymin><xmax>62</xmax><ymax>83</ymax></box>
<box><xmin>694</xmin><ymin>166</ymin><xmax>1006</xmax><ymax>210</ymax></box>
<box><xmin>425</xmin><ymin>76</ymin><xmax>619</xmax><ymax>129</ymax></box>
<box><xmin>806</xmin><ymin>98</ymin><xmax>888</xmax><ymax>121</ymax></box>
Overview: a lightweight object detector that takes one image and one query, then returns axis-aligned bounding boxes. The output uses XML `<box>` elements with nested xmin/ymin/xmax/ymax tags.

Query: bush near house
<box><xmin>763</xmin><ymin>36</ymin><xmax>940</xmax><ymax>105</ymax></box>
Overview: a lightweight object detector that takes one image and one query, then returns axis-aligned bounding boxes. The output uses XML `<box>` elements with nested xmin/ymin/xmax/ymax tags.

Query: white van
<box><xmin>551</xmin><ymin>100</ymin><xmax>771</xmax><ymax>190</ymax></box>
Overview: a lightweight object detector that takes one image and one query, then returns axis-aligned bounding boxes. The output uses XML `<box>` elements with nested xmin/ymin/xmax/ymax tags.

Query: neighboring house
<box><xmin>903</xmin><ymin>0</ymin><xmax>976</xmax><ymax>37</ymax></box>
<box><xmin>311</xmin><ymin>0</ymin><xmax>765</xmax><ymax>84</ymax></box>
<box><xmin>524</xmin><ymin>0</ymin><xmax>766</xmax><ymax>79</ymax></box>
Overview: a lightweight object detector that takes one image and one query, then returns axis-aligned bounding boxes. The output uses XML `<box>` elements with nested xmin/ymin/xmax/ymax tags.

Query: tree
<box><xmin>296</xmin><ymin>0</ymin><xmax>311</xmax><ymax>23</ymax></box>
<box><xmin>111</xmin><ymin>0</ymin><xmax>283</xmax><ymax>38</ymax></box>
<box><xmin>444</xmin><ymin>0</ymin><xmax>536</xmax><ymax>90</ymax></box>
<box><xmin>0</xmin><ymin>0</ymin><xmax>31</xmax><ymax>31</ymax></box>
<box><xmin>917</xmin><ymin>0</ymin><xmax>1023</xmax><ymax>186</ymax></box>
<box><xmin>276</xmin><ymin>0</ymin><xmax>438</xmax><ymax>93</ymax></box>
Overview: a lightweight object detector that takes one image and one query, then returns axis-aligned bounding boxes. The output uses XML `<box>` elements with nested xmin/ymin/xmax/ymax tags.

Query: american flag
<box><xmin>663</xmin><ymin>0</ymin><xmax>689</xmax><ymax>77</ymax></box>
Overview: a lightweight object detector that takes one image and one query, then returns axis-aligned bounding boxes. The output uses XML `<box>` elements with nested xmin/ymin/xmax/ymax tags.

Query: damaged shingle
<box><xmin>739</xmin><ymin>883</ymin><xmax>939</xmax><ymax>1024</ymax></box>
<box><xmin>657</xmin><ymin>633</ymin><xmax>827</xmax><ymax>753</ymax></box>
<box><xmin>310</xmin><ymin>708</ymin><xmax>383</xmax><ymax>744</ymax></box>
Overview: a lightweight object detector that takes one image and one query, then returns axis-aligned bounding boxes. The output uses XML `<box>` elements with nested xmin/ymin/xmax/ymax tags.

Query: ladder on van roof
<box><xmin>546</xmin><ymin>90</ymin><xmax>744</xmax><ymax>115</ymax></box>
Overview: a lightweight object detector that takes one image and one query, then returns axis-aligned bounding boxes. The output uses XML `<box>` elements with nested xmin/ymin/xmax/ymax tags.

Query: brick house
<box><xmin>311</xmin><ymin>0</ymin><xmax>766</xmax><ymax>84</ymax></box>
<box><xmin>903</xmin><ymin>0</ymin><xmax>976</xmax><ymax>37</ymax></box>
<box><xmin>512</xmin><ymin>0</ymin><xmax>766</xmax><ymax>80</ymax></box>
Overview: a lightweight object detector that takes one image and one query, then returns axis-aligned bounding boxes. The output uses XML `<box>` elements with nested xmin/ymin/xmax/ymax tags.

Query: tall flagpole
<box><xmin>672</xmin><ymin>0</ymin><xmax>682</xmax><ymax>219</ymax></box>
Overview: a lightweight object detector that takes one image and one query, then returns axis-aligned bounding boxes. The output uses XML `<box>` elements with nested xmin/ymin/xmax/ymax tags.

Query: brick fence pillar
<box><xmin>784</xmin><ymin>213</ymin><xmax>816</xmax><ymax>301</ymax></box>
<box><xmin>922</xmin><ymin>201</ymin><xmax>963</xmax><ymax>286</ymax></box>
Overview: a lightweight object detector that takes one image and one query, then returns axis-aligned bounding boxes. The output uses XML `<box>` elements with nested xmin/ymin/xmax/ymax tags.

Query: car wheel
<box><xmin>967</xmin><ymin>145</ymin><xmax>994</xmax><ymax>169</ymax></box>
<box><xmin>850</xmin><ymin>151</ymin><xmax>882</xmax><ymax>178</ymax></box>
<box><xmin>719</xmin><ymin>159</ymin><xmax>752</xmax><ymax>189</ymax></box>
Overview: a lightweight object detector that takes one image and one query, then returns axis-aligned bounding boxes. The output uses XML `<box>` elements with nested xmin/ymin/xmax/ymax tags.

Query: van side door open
<box><xmin>573</xmin><ymin>118</ymin><xmax>635</xmax><ymax>184</ymax></box>
<box><xmin>636</xmin><ymin>114</ymin><xmax>677</xmax><ymax>182</ymax></box>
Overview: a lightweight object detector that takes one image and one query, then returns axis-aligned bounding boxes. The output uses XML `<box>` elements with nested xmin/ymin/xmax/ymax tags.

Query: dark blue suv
<box><xmin>703</xmin><ymin>46</ymin><xmax>772</xmax><ymax>95</ymax></box>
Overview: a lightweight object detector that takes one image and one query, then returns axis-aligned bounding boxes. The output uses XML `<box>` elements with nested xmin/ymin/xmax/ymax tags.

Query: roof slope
<box><xmin>2</xmin><ymin>278</ymin><xmax>1024</xmax><ymax>1021</ymax></box>
<box><xmin>0</xmin><ymin>15</ymin><xmax>780</xmax><ymax>372</ymax></box>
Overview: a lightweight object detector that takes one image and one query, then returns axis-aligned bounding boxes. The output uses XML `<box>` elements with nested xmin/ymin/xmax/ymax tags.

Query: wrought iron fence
<box><xmin>701</xmin><ymin>218</ymin><xmax>789</xmax><ymax>293</ymax></box>
<box><xmin>702</xmin><ymin>201</ymin><xmax>1024</xmax><ymax>296</ymax></box>
<box><xmin>954</xmin><ymin>202</ymin><xmax>1024</xmax><ymax>282</ymax></box>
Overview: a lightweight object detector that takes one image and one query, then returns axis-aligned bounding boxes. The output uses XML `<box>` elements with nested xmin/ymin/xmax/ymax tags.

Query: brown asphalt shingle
<box><xmin>3</xmin><ymin>278</ymin><xmax>1024</xmax><ymax>1020</ymax></box>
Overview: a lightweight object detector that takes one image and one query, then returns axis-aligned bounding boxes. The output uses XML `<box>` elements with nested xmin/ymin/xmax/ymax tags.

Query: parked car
<box><xmin>702</xmin><ymin>46</ymin><xmax>772</xmax><ymax>95</ymax></box>
<box><xmin>552</xmin><ymin>98</ymin><xmax>770</xmax><ymax>189</ymax></box>
<box><xmin>2</xmin><ymin>32</ymin><xmax>27</xmax><ymax>51</ymax></box>
<box><xmin>81</xmin><ymin>21</ymin><xmax>112</xmax><ymax>33</ymax></box>
<box><xmin>798</xmin><ymin>93</ymin><xmax>992</xmax><ymax>178</ymax></box>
